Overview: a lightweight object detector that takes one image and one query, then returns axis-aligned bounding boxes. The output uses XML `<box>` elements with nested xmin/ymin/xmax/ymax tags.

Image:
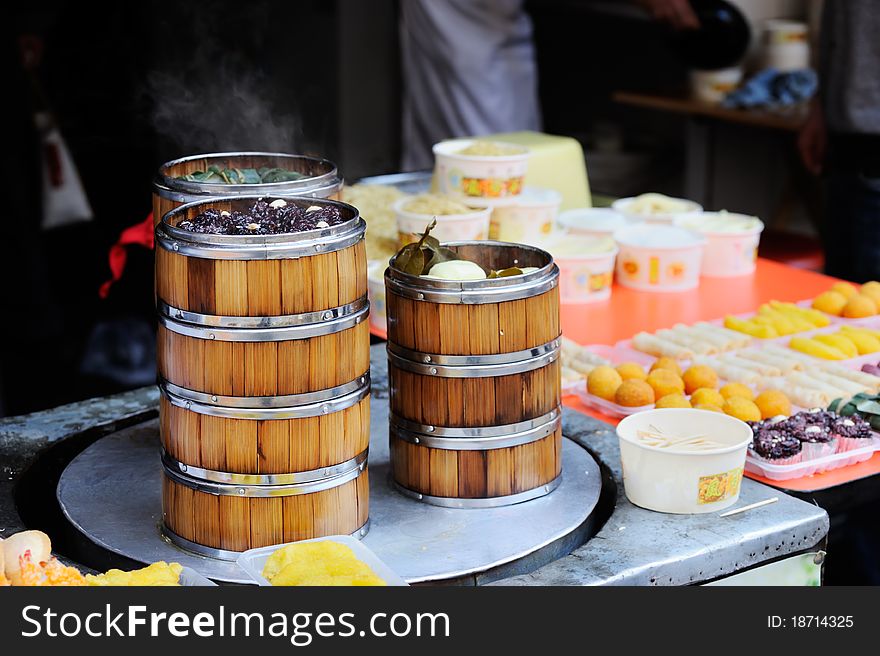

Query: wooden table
<box><xmin>612</xmin><ymin>90</ymin><xmax>808</xmax><ymax>132</ymax></box>
<box><xmin>560</xmin><ymin>258</ymin><xmax>880</xmax><ymax>493</ymax></box>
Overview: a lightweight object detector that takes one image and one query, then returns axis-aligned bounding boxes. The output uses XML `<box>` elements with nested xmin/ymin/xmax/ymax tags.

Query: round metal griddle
<box><xmin>57</xmin><ymin>398</ymin><xmax>602</xmax><ymax>584</ymax></box>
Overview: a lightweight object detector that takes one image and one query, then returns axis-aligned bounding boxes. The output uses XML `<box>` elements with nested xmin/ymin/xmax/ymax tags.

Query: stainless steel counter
<box><xmin>1</xmin><ymin>345</ymin><xmax>829</xmax><ymax>585</ymax></box>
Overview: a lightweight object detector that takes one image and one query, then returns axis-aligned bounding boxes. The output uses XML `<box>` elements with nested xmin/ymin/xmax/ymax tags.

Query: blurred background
<box><xmin>1</xmin><ymin>0</ymin><xmax>829</xmax><ymax>417</ymax></box>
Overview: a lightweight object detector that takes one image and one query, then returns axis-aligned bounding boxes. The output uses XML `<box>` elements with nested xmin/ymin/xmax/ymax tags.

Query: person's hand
<box><xmin>798</xmin><ymin>99</ymin><xmax>826</xmax><ymax>175</ymax></box>
<box><xmin>636</xmin><ymin>0</ymin><xmax>700</xmax><ymax>30</ymax></box>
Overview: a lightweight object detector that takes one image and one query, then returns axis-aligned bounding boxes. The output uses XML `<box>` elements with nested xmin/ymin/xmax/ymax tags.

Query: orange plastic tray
<box><xmin>370</xmin><ymin>259</ymin><xmax>879</xmax><ymax>491</ymax></box>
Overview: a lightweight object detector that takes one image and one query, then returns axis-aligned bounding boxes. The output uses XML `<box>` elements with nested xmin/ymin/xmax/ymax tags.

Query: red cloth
<box><xmin>99</xmin><ymin>213</ymin><xmax>155</xmax><ymax>298</ymax></box>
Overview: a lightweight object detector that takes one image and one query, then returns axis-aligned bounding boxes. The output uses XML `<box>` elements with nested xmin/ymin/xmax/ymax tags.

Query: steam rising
<box><xmin>146</xmin><ymin>7</ymin><xmax>300</xmax><ymax>153</ymax></box>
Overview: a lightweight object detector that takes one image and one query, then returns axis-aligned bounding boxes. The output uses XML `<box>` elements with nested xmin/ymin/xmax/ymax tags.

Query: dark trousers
<box><xmin>823</xmin><ymin>151</ymin><xmax>880</xmax><ymax>283</ymax></box>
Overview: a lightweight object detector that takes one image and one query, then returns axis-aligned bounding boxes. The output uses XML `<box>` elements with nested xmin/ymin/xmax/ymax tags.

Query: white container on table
<box><xmin>612</xmin><ymin>194</ymin><xmax>703</xmax><ymax>224</ymax></box>
<box><xmin>393</xmin><ymin>196</ymin><xmax>491</xmax><ymax>247</ymax></box>
<box><xmin>613</xmin><ymin>223</ymin><xmax>706</xmax><ymax>292</ymax></box>
<box><xmin>617</xmin><ymin>409</ymin><xmax>752</xmax><ymax>514</ymax></box>
<box><xmin>237</xmin><ymin>535</ymin><xmax>408</xmax><ymax>586</ymax></box>
<box><xmin>761</xmin><ymin>19</ymin><xmax>810</xmax><ymax>72</ymax></box>
<box><xmin>489</xmin><ymin>187</ymin><xmax>561</xmax><ymax>243</ymax></box>
<box><xmin>540</xmin><ymin>232</ymin><xmax>618</xmax><ymax>303</ymax></box>
<box><xmin>432</xmin><ymin>138</ymin><xmax>530</xmax><ymax>204</ymax></box>
<box><xmin>557</xmin><ymin>207</ymin><xmax>632</xmax><ymax>238</ymax></box>
<box><xmin>367</xmin><ymin>260</ymin><xmax>387</xmax><ymax>333</ymax></box>
<box><xmin>675</xmin><ymin>211</ymin><xmax>764</xmax><ymax>277</ymax></box>
<box><xmin>689</xmin><ymin>66</ymin><xmax>744</xmax><ymax>104</ymax></box>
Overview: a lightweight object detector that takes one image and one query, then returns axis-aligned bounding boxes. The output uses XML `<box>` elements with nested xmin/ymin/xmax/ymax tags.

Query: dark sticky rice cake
<box><xmin>831</xmin><ymin>415</ymin><xmax>875</xmax><ymax>452</ymax></box>
<box><xmin>750</xmin><ymin>428</ymin><xmax>802</xmax><ymax>466</ymax></box>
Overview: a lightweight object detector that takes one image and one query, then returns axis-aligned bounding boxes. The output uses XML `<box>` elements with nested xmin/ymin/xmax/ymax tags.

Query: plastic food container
<box><xmin>613</xmin><ymin>224</ymin><xmax>706</xmax><ymax>292</ymax></box>
<box><xmin>489</xmin><ymin>187</ymin><xmax>561</xmax><ymax>243</ymax></box>
<box><xmin>690</xmin><ymin>67</ymin><xmax>744</xmax><ymax>104</ymax></box>
<box><xmin>433</xmin><ymin>139</ymin><xmax>530</xmax><ymax>203</ymax></box>
<box><xmin>761</xmin><ymin>19</ymin><xmax>810</xmax><ymax>72</ymax></box>
<box><xmin>394</xmin><ymin>196</ymin><xmax>491</xmax><ymax>247</ymax></box>
<box><xmin>676</xmin><ymin>212</ymin><xmax>764</xmax><ymax>277</ymax></box>
<box><xmin>557</xmin><ymin>207</ymin><xmax>631</xmax><ymax>237</ymax></box>
<box><xmin>612</xmin><ymin>195</ymin><xmax>702</xmax><ymax>224</ymax></box>
<box><xmin>746</xmin><ymin>436</ymin><xmax>880</xmax><ymax>481</ymax></box>
<box><xmin>179</xmin><ymin>567</ymin><xmax>217</xmax><ymax>586</ymax></box>
<box><xmin>367</xmin><ymin>260</ymin><xmax>387</xmax><ymax>334</ymax></box>
<box><xmin>539</xmin><ymin>234</ymin><xmax>618</xmax><ymax>304</ymax></box>
<box><xmin>617</xmin><ymin>409</ymin><xmax>751</xmax><ymax>514</ymax></box>
<box><xmin>237</xmin><ymin>535</ymin><xmax>408</xmax><ymax>586</ymax></box>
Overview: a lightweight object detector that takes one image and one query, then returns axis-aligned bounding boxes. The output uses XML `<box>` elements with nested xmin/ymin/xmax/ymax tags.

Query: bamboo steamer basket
<box><xmin>155</xmin><ymin>195</ymin><xmax>370</xmax><ymax>557</ymax></box>
<box><xmin>155</xmin><ymin>196</ymin><xmax>370</xmax><ymax>397</ymax></box>
<box><xmin>385</xmin><ymin>242</ymin><xmax>563</xmax><ymax>507</ymax></box>
<box><xmin>161</xmin><ymin>464</ymin><xmax>370</xmax><ymax>559</ymax></box>
<box><xmin>152</xmin><ymin>152</ymin><xmax>343</xmax><ymax>227</ymax></box>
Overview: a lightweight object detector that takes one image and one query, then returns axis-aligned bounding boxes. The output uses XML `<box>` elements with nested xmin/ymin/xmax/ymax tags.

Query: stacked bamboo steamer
<box><xmin>152</xmin><ymin>152</ymin><xmax>343</xmax><ymax>227</ymax></box>
<box><xmin>155</xmin><ymin>195</ymin><xmax>370</xmax><ymax>558</ymax></box>
<box><xmin>385</xmin><ymin>242</ymin><xmax>563</xmax><ymax>507</ymax></box>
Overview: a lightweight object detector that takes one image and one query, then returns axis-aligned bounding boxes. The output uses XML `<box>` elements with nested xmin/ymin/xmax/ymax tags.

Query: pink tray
<box><xmin>745</xmin><ymin>436</ymin><xmax>880</xmax><ymax>481</ymax></box>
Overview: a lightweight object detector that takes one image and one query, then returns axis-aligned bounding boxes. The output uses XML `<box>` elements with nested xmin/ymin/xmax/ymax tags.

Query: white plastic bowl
<box><xmin>557</xmin><ymin>207</ymin><xmax>632</xmax><ymax>237</ymax></box>
<box><xmin>675</xmin><ymin>212</ymin><xmax>764</xmax><ymax>277</ymax></box>
<box><xmin>394</xmin><ymin>196</ymin><xmax>491</xmax><ymax>247</ymax></box>
<box><xmin>613</xmin><ymin>224</ymin><xmax>706</xmax><ymax>292</ymax></box>
<box><xmin>489</xmin><ymin>187</ymin><xmax>561</xmax><ymax>243</ymax></box>
<box><xmin>617</xmin><ymin>409</ymin><xmax>752</xmax><ymax>514</ymax></box>
<box><xmin>433</xmin><ymin>138</ymin><xmax>530</xmax><ymax>203</ymax></box>
<box><xmin>367</xmin><ymin>260</ymin><xmax>387</xmax><ymax>333</ymax></box>
<box><xmin>612</xmin><ymin>195</ymin><xmax>702</xmax><ymax>224</ymax></box>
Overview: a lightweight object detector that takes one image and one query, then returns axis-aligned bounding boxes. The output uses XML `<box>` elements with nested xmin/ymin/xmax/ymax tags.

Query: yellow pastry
<box><xmin>813</xmin><ymin>334</ymin><xmax>859</xmax><ymax>359</ymax></box>
<box><xmin>812</xmin><ymin>291</ymin><xmax>847</xmax><ymax>316</ymax></box>
<box><xmin>646</xmin><ymin>368</ymin><xmax>686</xmax><ymax>399</ymax></box>
<box><xmin>690</xmin><ymin>387</ymin><xmax>725</xmax><ymax>407</ymax></box>
<box><xmin>587</xmin><ymin>366</ymin><xmax>623</xmax><ymax>402</ymax></box>
<box><xmin>616</xmin><ymin>362</ymin><xmax>647</xmax><ymax>381</ymax></box>
<box><xmin>722</xmin><ymin>397</ymin><xmax>762</xmax><ymax>422</ymax></box>
<box><xmin>650</xmin><ymin>357</ymin><xmax>682</xmax><ymax>376</ymax></box>
<box><xmin>614</xmin><ymin>379</ymin><xmax>655</xmax><ymax>407</ymax></box>
<box><xmin>860</xmin><ymin>281</ymin><xmax>880</xmax><ymax>304</ymax></box>
<box><xmin>682</xmin><ymin>365</ymin><xmax>719</xmax><ymax>394</ymax></box>
<box><xmin>843</xmin><ymin>294</ymin><xmax>878</xmax><ymax>318</ymax></box>
<box><xmin>719</xmin><ymin>382</ymin><xmax>755</xmax><ymax>401</ymax></box>
<box><xmin>263</xmin><ymin>541</ymin><xmax>386</xmax><ymax>586</ymax></box>
<box><xmin>831</xmin><ymin>281</ymin><xmax>858</xmax><ymax>298</ymax></box>
<box><xmin>753</xmin><ymin>390</ymin><xmax>792</xmax><ymax>419</ymax></box>
<box><xmin>789</xmin><ymin>337</ymin><xmax>847</xmax><ymax>360</ymax></box>
<box><xmin>655</xmin><ymin>393</ymin><xmax>692</xmax><ymax>409</ymax></box>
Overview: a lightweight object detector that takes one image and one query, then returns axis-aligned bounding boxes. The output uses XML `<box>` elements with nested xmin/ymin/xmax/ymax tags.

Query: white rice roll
<box><xmin>717</xmin><ymin>355</ymin><xmax>781</xmax><ymax>377</ymax></box>
<box><xmin>735</xmin><ymin>349</ymin><xmax>804</xmax><ymax>373</ymax></box>
<box><xmin>760</xmin><ymin>378</ymin><xmax>831</xmax><ymax>408</ymax></box>
<box><xmin>632</xmin><ymin>333</ymin><xmax>693</xmax><ymax>359</ymax></box>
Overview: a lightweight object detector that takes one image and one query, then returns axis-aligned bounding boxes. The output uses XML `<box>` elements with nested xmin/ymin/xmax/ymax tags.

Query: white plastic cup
<box><xmin>432</xmin><ymin>139</ymin><xmax>530</xmax><ymax>203</ymax></box>
<box><xmin>557</xmin><ymin>207</ymin><xmax>632</xmax><ymax>237</ymax></box>
<box><xmin>689</xmin><ymin>66</ymin><xmax>744</xmax><ymax>105</ymax></box>
<box><xmin>394</xmin><ymin>197</ymin><xmax>491</xmax><ymax>247</ymax></box>
<box><xmin>613</xmin><ymin>224</ymin><xmax>706</xmax><ymax>292</ymax></box>
<box><xmin>367</xmin><ymin>260</ymin><xmax>387</xmax><ymax>333</ymax></box>
<box><xmin>761</xmin><ymin>19</ymin><xmax>810</xmax><ymax>72</ymax></box>
<box><xmin>675</xmin><ymin>212</ymin><xmax>764</xmax><ymax>277</ymax></box>
<box><xmin>555</xmin><ymin>246</ymin><xmax>619</xmax><ymax>304</ymax></box>
<box><xmin>611</xmin><ymin>196</ymin><xmax>703</xmax><ymax>224</ymax></box>
<box><xmin>617</xmin><ymin>409</ymin><xmax>752</xmax><ymax>514</ymax></box>
<box><xmin>489</xmin><ymin>187</ymin><xmax>561</xmax><ymax>243</ymax></box>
